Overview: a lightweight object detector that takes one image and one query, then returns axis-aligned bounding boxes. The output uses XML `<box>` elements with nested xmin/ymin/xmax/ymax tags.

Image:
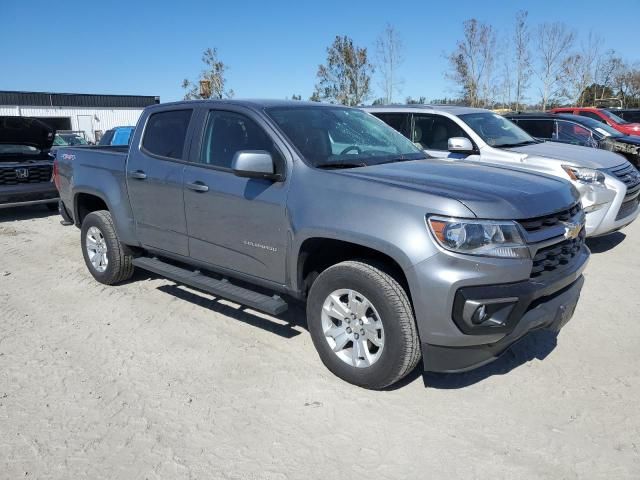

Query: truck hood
<box><xmin>0</xmin><ymin>116</ymin><xmax>55</xmax><ymax>150</ymax></box>
<box><xmin>338</xmin><ymin>159</ymin><xmax>579</xmax><ymax>220</ymax></box>
<box><xmin>507</xmin><ymin>141</ymin><xmax>625</xmax><ymax>169</ymax></box>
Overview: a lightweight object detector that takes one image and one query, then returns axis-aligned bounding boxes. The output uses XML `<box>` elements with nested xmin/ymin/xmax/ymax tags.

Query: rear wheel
<box><xmin>80</xmin><ymin>210</ymin><xmax>134</xmax><ymax>285</ymax></box>
<box><xmin>307</xmin><ymin>260</ymin><xmax>421</xmax><ymax>389</ymax></box>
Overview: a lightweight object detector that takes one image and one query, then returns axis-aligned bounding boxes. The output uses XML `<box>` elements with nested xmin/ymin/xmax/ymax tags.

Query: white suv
<box><xmin>365</xmin><ymin>105</ymin><xmax>640</xmax><ymax>237</ymax></box>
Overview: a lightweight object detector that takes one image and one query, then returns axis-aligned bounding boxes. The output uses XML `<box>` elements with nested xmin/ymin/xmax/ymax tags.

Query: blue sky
<box><xmin>1</xmin><ymin>0</ymin><xmax>639</xmax><ymax>103</ymax></box>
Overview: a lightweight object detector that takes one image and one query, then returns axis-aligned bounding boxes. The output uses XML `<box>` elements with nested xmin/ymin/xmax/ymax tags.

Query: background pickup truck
<box><xmin>55</xmin><ymin>100</ymin><xmax>589</xmax><ymax>389</ymax></box>
<box><xmin>0</xmin><ymin>116</ymin><xmax>58</xmax><ymax>210</ymax></box>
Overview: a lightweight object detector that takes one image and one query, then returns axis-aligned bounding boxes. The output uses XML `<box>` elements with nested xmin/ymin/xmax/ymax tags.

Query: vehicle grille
<box><xmin>0</xmin><ymin>165</ymin><xmax>53</xmax><ymax>185</ymax></box>
<box><xmin>518</xmin><ymin>203</ymin><xmax>582</xmax><ymax>232</ymax></box>
<box><xmin>616</xmin><ymin>196</ymin><xmax>640</xmax><ymax>220</ymax></box>
<box><xmin>608</xmin><ymin>163</ymin><xmax>640</xmax><ymax>201</ymax></box>
<box><xmin>530</xmin><ymin>229</ymin><xmax>586</xmax><ymax>278</ymax></box>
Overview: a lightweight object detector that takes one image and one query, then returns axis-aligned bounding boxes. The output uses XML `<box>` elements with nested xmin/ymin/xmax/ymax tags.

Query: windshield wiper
<box><xmin>316</xmin><ymin>162</ymin><xmax>368</xmax><ymax>170</ymax></box>
<box><xmin>497</xmin><ymin>140</ymin><xmax>539</xmax><ymax>148</ymax></box>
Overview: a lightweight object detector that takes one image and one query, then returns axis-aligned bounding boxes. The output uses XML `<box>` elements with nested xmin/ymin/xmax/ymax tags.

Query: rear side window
<box><xmin>372</xmin><ymin>113</ymin><xmax>411</xmax><ymax>139</ymax></box>
<box><xmin>516</xmin><ymin>119</ymin><xmax>554</xmax><ymax>139</ymax></box>
<box><xmin>578</xmin><ymin>111</ymin><xmax>605</xmax><ymax>124</ymax></box>
<box><xmin>142</xmin><ymin>110</ymin><xmax>192</xmax><ymax>159</ymax></box>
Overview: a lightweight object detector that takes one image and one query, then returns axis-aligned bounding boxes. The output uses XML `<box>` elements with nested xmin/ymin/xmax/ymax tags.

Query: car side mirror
<box><xmin>448</xmin><ymin>137</ymin><xmax>475</xmax><ymax>154</ymax></box>
<box><xmin>232</xmin><ymin>150</ymin><xmax>281</xmax><ymax>181</ymax></box>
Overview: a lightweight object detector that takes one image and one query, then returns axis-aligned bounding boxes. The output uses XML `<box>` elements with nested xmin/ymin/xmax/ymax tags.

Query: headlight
<box><xmin>562</xmin><ymin>165</ymin><xmax>605</xmax><ymax>185</ymax></box>
<box><xmin>427</xmin><ymin>217</ymin><xmax>529</xmax><ymax>259</ymax></box>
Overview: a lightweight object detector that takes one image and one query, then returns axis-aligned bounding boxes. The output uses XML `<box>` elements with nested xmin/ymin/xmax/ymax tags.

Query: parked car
<box><xmin>605</xmin><ymin>108</ymin><xmax>640</xmax><ymax>124</ymax></box>
<box><xmin>549</xmin><ymin>107</ymin><xmax>640</xmax><ymax>136</ymax></box>
<box><xmin>0</xmin><ymin>116</ymin><xmax>58</xmax><ymax>210</ymax></box>
<box><xmin>54</xmin><ymin>100</ymin><xmax>589</xmax><ymax>389</ymax></box>
<box><xmin>505</xmin><ymin>112</ymin><xmax>640</xmax><ymax>167</ymax></box>
<box><xmin>367</xmin><ymin>105</ymin><xmax>640</xmax><ymax>237</ymax></box>
<box><xmin>53</xmin><ymin>132</ymin><xmax>89</xmax><ymax>146</ymax></box>
<box><xmin>98</xmin><ymin>126</ymin><xmax>135</xmax><ymax>146</ymax></box>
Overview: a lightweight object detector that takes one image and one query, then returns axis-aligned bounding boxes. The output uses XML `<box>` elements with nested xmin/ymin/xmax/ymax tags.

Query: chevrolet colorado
<box><xmin>55</xmin><ymin>100</ymin><xmax>588</xmax><ymax>389</ymax></box>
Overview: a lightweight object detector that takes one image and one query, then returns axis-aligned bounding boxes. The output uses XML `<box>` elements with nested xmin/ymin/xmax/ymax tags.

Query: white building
<box><xmin>0</xmin><ymin>91</ymin><xmax>160</xmax><ymax>143</ymax></box>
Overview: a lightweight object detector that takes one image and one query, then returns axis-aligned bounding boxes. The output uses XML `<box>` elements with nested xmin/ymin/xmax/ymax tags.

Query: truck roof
<box><xmin>147</xmin><ymin>99</ymin><xmax>339</xmax><ymax>110</ymax></box>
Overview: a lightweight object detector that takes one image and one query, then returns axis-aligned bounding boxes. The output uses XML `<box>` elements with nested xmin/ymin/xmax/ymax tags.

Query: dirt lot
<box><xmin>0</xmin><ymin>206</ymin><xmax>638</xmax><ymax>479</ymax></box>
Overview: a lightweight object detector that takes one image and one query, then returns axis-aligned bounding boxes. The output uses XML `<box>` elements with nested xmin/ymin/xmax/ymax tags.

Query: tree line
<box><xmin>181</xmin><ymin>15</ymin><xmax>640</xmax><ymax>110</ymax></box>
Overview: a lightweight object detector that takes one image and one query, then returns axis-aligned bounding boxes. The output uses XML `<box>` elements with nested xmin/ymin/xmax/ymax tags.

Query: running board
<box><xmin>132</xmin><ymin>257</ymin><xmax>288</xmax><ymax>316</ymax></box>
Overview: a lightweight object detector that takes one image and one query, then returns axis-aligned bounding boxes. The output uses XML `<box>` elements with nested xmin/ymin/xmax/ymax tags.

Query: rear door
<box><xmin>182</xmin><ymin>106</ymin><xmax>290</xmax><ymax>284</ymax></box>
<box><xmin>126</xmin><ymin>108</ymin><xmax>194</xmax><ymax>256</ymax></box>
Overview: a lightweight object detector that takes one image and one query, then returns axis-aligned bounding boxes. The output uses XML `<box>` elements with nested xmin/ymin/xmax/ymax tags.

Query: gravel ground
<box><xmin>0</xmin><ymin>206</ymin><xmax>639</xmax><ymax>479</ymax></box>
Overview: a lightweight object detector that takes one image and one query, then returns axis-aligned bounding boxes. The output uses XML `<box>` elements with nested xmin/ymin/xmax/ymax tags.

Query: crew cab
<box><xmin>550</xmin><ymin>107</ymin><xmax>640</xmax><ymax>136</ymax></box>
<box><xmin>55</xmin><ymin>100</ymin><xmax>588</xmax><ymax>389</ymax></box>
<box><xmin>0</xmin><ymin>116</ymin><xmax>58</xmax><ymax>210</ymax></box>
<box><xmin>367</xmin><ymin>105</ymin><xmax>639</xmax><ymax>237</ymax></box>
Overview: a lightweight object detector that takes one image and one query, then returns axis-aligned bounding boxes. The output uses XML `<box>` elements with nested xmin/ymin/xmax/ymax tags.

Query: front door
<box><xmin>126</xmin><ymin>108</ymin><xmax>193</xmax><ymax>256</ymax></box>
<box><xmin>183</xmin><ymin>108</ymin><xmax>290</xmax><ymax>284</ymax></box>
<box><xmin>412</xmin><ymin>114</ymin><xmax>473</xmax><ymax>159</ymax></box>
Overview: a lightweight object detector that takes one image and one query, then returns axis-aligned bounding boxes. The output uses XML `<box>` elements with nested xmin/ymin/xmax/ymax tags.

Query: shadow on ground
<box><xmin>586</xmin><ymin>231</ymin><xmax>626</xmax><ymax>253</ymax></box>
<box><xmin>417</xmin><ymin>329</ymin><xmax>559</xmax><ymax>389</ymax></box>
<box><xmin>0</xmin><ymin>204</ymin><xmax>57</xmax><ymax>223</ymax></box>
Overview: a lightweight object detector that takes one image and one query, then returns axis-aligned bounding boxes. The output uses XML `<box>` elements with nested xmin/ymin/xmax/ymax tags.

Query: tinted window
<box><xmin>142</xmin><ymin>110</ymin><xmax>192</xmax><ymax>159</ymax></box>
<box><xmin>200</xmin><ymin>111</ymin><xmax>281</xmax><ymax>169</ymax></box>
<box><xmin>578</xmin><ymin>111</ymin><xmax>606</xmax><ymax>123</ymax></box>
<box><xmin>459</xmin><ymin>112</ymin><xmax>535</xmax><ymax>148</ymax></box>
<box><xmin>556</xmin><ymin>120</ymin><xmax>596</xmax><ymax>146</ymax></box>
<box><xmin>372</xmin><ymin>113</ymin><xmax>411</xmax><ymax>138</ymax></box>
<box><xmin>514</xmin><ymin>119</ymin><xmax>555</xmax><ymax>139</ymax></box>
<box><xmin>413</xmin><ymin>114</ymin><xmax>470</xmax><ymax>150</ymax></box>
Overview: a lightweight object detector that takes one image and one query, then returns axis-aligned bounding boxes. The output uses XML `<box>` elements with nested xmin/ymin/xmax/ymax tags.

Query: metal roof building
<box><xmin>0</xmin><ymin>91</ymin><xmax>160</xmax><ymax>143</ymax></box>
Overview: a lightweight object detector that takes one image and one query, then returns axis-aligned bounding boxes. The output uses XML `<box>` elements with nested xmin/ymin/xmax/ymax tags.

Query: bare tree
<box><xmin>445</xmin><ymin>19</ymin><xmax>496</xmax><ymax>107</ymax></box>
<box><xmin>594</xmin><ymin>50</ymin><xmax>624</xmax><ymax>103</ymax></box>
<box><xmin>536</xmin><ymin>22</ymin><xmax>575</xmax><ymax>110</ymax></box>
<box><xmin>313</xmin><ymin>35</ymin><xmax>374</xmax><ymax>106</ymax></box>
<box><xmin>182</xmin><ymin>48</ymin><xmax>234</xmax><ymax>100</ymax></box>
<box><xmin>513</xmin><ymin>10</ymin><xmax>532</xmax><ymax>111</ymax></box>
<box><xmin>376</xmin><ymin>24</ymin><xmax>404</xmax><ymax>104</ymax></box>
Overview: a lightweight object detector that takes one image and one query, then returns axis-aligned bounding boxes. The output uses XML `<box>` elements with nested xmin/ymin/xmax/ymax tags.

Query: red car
<box><xmin>550</xmin><ymin>107</ymin><xmax>640</xmax><ymax>136</ymax></box>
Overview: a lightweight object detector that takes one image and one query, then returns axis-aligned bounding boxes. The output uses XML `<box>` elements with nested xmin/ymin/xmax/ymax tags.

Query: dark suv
<box><xmin>0</xmin><ymin>116</ymin><xmax>58</xmax><ymax>210</ymax></box>
<box><xmin>506</xmin><ymin>112</ymin><xmax>640</xmax><ymax>167</ymax></box>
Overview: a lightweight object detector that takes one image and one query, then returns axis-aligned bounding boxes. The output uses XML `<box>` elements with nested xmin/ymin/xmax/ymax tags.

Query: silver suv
<box><xmin>366</xmin><ymin>105</ymin><xmax>640</xmax><ymax>237</ymax></box>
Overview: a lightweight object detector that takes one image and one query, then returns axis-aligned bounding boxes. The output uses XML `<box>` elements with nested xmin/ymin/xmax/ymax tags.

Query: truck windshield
<box><xmin>459</xmin><ymin>112</ymin><xmax>538</xmax><ymax>148</ymax></box>
<box><xmin>600</xmin><ymin>109</ymin><xmax>628</xmax><ymax>125</ymax></box>
<box><xmin>265</xmin><ymin>106</ymin><xmax>426</xmax><ymax>168</ymax></box>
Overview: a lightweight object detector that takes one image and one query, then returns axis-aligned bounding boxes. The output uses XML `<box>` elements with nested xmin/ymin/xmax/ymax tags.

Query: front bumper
<box><xmin>580</xmin><ymin>175</ymin><xmax>639</xmax><ymax>237</ymax></box>
<box><xmin>407</xmin><ymin>242</ymin><xmax>588</xmax><ymax>373</ymax></box>
<box><xmin>0</xmin><ymin>182</ymin><xmax>58</xmax><ymax>209</ymax></box>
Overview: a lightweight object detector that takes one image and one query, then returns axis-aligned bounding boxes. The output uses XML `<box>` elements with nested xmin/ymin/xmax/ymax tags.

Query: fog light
<box><xmin>471</xmin><ymin>304</ymin><xmax>489</xmax><ymax>324</ymax></box>
<box><xmin>461</xmin><ymin>298</ymin><xmax>518</xmax><ymax>329</ymax></box>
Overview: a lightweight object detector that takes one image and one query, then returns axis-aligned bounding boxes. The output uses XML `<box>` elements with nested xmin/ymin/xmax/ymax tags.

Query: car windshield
<box><xmin>566</xmin><ymin>116</ymin><xmax>624</xmax><ymax>138</ymax></box>
<box><xmin>0</xmin><ymin>144</ymin><xmax>40</xmax><ymax>156</ymax></box>
<box><xmin>459</xmin><ymin>112</ymin><xmax>537</xmax><ymax>148</ymax></box>
<box><xmin>600</xmin><ymin>109</ymin><xmax>628</xmax><ymax>124</ymax></box>
<box><xmin>265</xmin><ymin>106</ymin><xmax>426</xmax><ymax>168</ymax></box>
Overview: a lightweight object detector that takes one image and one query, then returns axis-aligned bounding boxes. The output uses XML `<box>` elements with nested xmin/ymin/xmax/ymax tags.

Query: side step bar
<box><xmin>132</xmin><ymin>257</ymin><xmax>288</xmax><ymax>316</ymax></box>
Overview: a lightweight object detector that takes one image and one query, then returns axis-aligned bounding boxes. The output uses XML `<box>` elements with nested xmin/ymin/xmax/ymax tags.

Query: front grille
<box><xmin>608</xmin><ymin>163</ymin><xmax>640</xmax><ymax>201</ymax></box>
<box><xmin>0</xmin><ymin>165</ymin><xmax>53</xmax><ymax>185</ymax></box>
<box><xmin>519</xmin><ymin>203</ymin><xmax>582</xmax><ymax>232</ymax></box>
<box><xmin>616</xmin><ymin>196</ymin><xmax>640</xmax><ymax>220</ymax></box>
<box><xmin>531</xmin><ymin>229</ymin><xmax>586</xmax><ymax>278</ymax></box>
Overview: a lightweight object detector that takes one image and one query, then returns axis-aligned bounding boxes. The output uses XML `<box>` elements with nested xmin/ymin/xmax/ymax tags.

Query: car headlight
<box><xmin>562</xmin><ymin>165</ymin><xmax>605</xmax><ymax>185</ymax></box>
<box><xmin>427</xmin><ymin>216</ymin><xmax>530</xmax><ymax>258</ymax></box>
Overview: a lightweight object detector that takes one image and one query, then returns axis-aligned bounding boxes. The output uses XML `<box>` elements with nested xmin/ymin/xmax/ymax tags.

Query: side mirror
<box><xmin>448</xmin><ymin>137</ymin><xmax>475</xmax><ymax>154</ymax></box>
<box><xmin>231</xmin><ymin>150</ymin><xmax>281</xmax><ymax>181</ymax></box>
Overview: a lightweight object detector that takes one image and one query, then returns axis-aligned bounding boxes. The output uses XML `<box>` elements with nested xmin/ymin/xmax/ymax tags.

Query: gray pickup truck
<box><xmin>55</xmin><ymin>100</ymin><xmax>589</xmax><ymax>389</ymax></box>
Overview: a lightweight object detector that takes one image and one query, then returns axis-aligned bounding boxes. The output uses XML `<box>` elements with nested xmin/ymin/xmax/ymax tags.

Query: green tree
<box><xmin>313</xmin><ymin>35</ymin><xmax>374</xmax><ymax>106</ymax></box>
<box><xmin>182</xmin><ymin>48</ymin><xmax>234</xmax><ymax>100</ymax></box>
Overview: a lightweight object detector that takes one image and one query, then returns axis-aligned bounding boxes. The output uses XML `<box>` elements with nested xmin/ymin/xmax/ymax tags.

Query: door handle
<box><xmin>186</xmin><ymin>181</ymin><xmax>209</xmax><ymax>193</ymax></box>
<box><xmin>130</xmin><ymin>170</ymin><xmax>147</xmax><ymax>180</ymax></box>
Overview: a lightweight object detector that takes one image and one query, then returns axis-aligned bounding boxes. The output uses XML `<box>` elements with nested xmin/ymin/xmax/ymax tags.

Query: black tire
<box><xmin>80</xmin><ymin>210</ymin><xmax>134</xmax><ymax>285</ymax></box>
<box><xmin>307</xmin><ymin>260</ymin><xmax>421</xmax><ymax>389</ymax></box>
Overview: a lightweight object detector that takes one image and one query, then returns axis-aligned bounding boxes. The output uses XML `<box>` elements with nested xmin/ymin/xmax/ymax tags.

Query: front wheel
<box><xmin>80</xmin><ymin>210</ymin><xmax>134</xmax><ymax>285</ymax></box>
<box><xmin>307</xmin><ymin>260</ymin><xmax>421</xmax><ymax>389</ymax></box>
